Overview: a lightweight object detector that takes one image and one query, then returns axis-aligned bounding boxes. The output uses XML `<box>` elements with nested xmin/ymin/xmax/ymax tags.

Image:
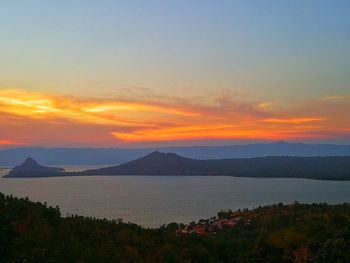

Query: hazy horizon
<box><xmin>2</xmin><ymin>140</ymin><xmax>350</xmax><ymax>151</ymax></box>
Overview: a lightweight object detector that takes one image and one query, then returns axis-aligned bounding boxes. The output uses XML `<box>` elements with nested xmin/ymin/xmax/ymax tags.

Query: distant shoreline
<box><xmin>6</xmin><ymin>152</ymin><xmax>350</xmax><ymax>181</ymax></box>
<box><xmin>3</xmin><ymin>174</ymin><xmax>350</xmax><ymax>182</ymax></box>
<box><xmin>2</xmin><ymin>141</ymin><xmax>350</xmax><ymax>166</ymax></box>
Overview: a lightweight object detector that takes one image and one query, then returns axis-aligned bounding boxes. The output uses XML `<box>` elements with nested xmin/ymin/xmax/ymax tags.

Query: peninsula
<box><xmin>5</xmin><ymin>152</ymin><xmax>350</xmax><ymax>181</ymax></box>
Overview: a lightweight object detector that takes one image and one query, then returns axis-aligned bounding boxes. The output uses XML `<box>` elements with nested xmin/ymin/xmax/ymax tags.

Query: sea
<box><xmin>0</xmin><ymin>165</ymin><xmax>349</xmax><ymax>228</ymax></box>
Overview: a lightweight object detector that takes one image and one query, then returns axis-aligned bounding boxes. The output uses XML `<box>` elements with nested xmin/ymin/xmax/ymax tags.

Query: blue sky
<box><xmin>0</xmin><ymin>1</ymin><xmax>349</xmax><ymax>146</ymax></box>
<box><xmin>1</xmin><ymin>0</ymin><xmax>349</xmax><ymax>99</ymax></box>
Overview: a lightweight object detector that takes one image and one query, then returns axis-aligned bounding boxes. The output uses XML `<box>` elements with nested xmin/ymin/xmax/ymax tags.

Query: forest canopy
<box><xmin>0</xmin><ymin>193</ymin><xmax>349</xmax><ymax>263</ymax></box>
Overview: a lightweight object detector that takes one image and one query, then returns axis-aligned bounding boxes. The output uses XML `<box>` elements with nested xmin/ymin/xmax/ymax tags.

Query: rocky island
<box><xmin>5</xmin><ymin>157</ymin><xmax>65</xmax><ymax>178</ymax></box>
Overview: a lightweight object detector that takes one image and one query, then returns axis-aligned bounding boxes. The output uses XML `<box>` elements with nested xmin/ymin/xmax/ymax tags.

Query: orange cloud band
<box><xmin>0</xmin><ymin>140</ymin><xmax>21</xmax><ymax>146</ymax></box>
<box><xmin>0</xmin><ymin>88</ymin><xmax>349</xmax><ymax>146</ymax></box>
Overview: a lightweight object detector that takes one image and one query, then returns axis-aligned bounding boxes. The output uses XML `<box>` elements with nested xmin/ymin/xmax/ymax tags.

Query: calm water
<box><xmin>0</xmin><ymin>166</ymin><xmax>349</xmax><ymax>227</ymax></box>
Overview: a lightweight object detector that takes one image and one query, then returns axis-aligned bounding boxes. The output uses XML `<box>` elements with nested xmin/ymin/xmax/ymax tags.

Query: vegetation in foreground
<box><xmin>0</xmin><ymin>193</ymin><xmax>349</xmax><ymax>263</ymax></box>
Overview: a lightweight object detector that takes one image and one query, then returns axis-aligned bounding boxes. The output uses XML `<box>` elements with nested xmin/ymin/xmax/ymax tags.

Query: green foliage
<box><xmin>0</xmin><ymin>192</ymin><xmax>349</xmax><ymax>262</ymax></box>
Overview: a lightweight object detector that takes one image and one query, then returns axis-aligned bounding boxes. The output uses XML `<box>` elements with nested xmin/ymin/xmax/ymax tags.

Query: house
<box><xmin>191</xmin><ymin>225</ymin><xmax>206</xmax><ymax>235</ymax></box>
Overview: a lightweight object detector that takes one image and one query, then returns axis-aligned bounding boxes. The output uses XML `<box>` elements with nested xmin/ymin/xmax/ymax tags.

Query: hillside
<box><xmin>6</xmin><ymin>157</ymin><xmax>65</xmax><ymax>178</ymax></box>
<box><xmin>0</xmin><ymin>193</ymin><xmax>349</xmax><ymax>262</ymax></box>
<box><xmin>80</xmin><ymin>151</ymin><xmax>204</xmax><ymax>175</ymax></box>
<box><xmin>6</xmin><ymin>153</ymin><xmax>350</xmax><ymax>180</ymax></box>
<box><xmin>79</xmin><ymin>151</ymin><xmax>350</xmax><ymax>180</ymax></box>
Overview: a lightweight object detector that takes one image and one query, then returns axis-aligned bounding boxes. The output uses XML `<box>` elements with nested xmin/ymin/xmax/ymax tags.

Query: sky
<box><xmin>0</xmin><ymin>0</ymin><xmax>349</xmax><ymax>147</ymax></box>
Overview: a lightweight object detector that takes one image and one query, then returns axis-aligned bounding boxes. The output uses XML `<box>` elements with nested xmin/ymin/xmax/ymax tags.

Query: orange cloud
<box><xmin>0</xmin><ymin>140</ymin><xmax>20</xmax><ymax>146</ymax></box>
<box><xmin>0</xmin><ymin>89</ymin><xmax>197</xmax><ymax>127</ymax></box>
<box><xmin>262</xmin><ymin>117</ymin><xmax>323</xmax><ymax>124</ymax></box>
<box><xmin>0</xmin><ymin>88</ymin><xmax>349</xmax><ymax>146</ymax></box>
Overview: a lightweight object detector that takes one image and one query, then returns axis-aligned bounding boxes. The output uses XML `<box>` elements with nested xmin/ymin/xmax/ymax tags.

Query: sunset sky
<box><xmin>1</xmin><ymin>1</ymin><xmax>349</xmax><ymax>147</ymax></box>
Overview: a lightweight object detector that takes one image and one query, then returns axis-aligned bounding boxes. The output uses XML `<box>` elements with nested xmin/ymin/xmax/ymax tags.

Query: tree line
<box><xmin>0</xmin><ymin>193</ymin><xmax>349</xmax><ymax>262</ymax></box>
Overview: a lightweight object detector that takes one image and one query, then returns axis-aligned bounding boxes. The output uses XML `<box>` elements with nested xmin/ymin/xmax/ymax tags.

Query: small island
<box><xmin>6</xmin><ymin>157</ymin><xmax>65</xmax><ymax>178</ymax></box>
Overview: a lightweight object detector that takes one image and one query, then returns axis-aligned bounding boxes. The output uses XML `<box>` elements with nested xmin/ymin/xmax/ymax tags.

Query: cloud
<box><xmin>0</xmin><ymin>88</ymin><xmax>349</xmax><ymax>146</ymax></box>
<box><xmin>320</xmin><ymin>95</ymin><xmax>345</xmax><ymax>101</ymax></box>
<box><xmin>262</xmin><ymin>117</ymin><xmax>323</xmax><ymax>124</ymax></box>
<box><xmin>0</xmin><ymin>139</ymin><xmax>23</xmax><ymax>146</ymax></box>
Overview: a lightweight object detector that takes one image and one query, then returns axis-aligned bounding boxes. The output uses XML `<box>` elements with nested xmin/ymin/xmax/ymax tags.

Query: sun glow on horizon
<box><xmin>0</xmin><ymin>88</ymin><xmax>349</xmax><ymax>147</ymax></box>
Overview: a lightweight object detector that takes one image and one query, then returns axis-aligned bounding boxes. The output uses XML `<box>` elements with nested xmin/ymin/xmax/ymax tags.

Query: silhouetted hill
<box><xmin>6</xmin><ymin>157</ymin><xmax>65</xmax><ymax>178</ymax></box>
<box><xmin>80</xmin><ymin>152</ymin><xmax>350</xmax><ymax>180</ymax></box>
<box><xmin>6</xmin><ymin>153</ymin><xmax>350</xmax><ymax>180</ymax></box>
<box><xmin>80</xmin><ymin>151</ymin><xmax>203</xmax><ymax>175</ymax></box>
<box><xmin>1</xmin><ymin>141</ymin><xmax>350</xmax><ymax>165</ymax></box>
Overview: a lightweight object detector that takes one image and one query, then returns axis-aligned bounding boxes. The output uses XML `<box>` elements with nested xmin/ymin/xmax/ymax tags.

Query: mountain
<box><xmin>6</xmin><ymin>157</ymin><xmax>65</xmax><ymax>178</ymax></box>
<box><xmin>80</xmin><ymin>151</ymin><xmax>204</xmax><ymax>175</ymax></box>
<box><xmin>1</xmin><ymin>141</ymin><xmax>350</xmax><ymax>165</ymax></box>
<box><xmin>6</xmin><ymin>152</ymin><xmax>350</xmax><ymax>180</ymax></box>
<box><xmin>79</xmin><ymin>151</ymin><xmax>350</xmax><ymax>180</ymax></box>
